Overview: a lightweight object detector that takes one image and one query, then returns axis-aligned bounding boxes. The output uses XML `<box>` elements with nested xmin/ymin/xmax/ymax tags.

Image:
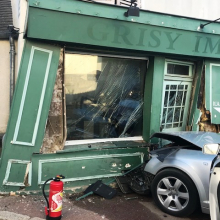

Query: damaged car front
<box><xmin>143</xmin><ymin>132</ymin><xmax>220</xmax><ymax>217</ymax></box>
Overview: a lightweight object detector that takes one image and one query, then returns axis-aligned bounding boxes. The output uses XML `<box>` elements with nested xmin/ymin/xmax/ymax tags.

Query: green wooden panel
<box><xmin>205</xmin><ymin>61</ymin><xmax>220</xmax><ymax>124</ymax></box>
<box><xmin>1</xmin><ymin>141</ymin><xmax>148</xmax><ymax>192</ymax></box>
<box><xmin>17</xmin><ymin>50</ymin><xmax>50</xmax><ymax>143</ymax></box>
<box><xmin>7</xmin><ymin>163</ymin><xmax>27</xmax><ymax>183</ymax></box>
<box><xmin>27</xmin><ymin>7</ymin><xmax>220</xmax><ymax>59</ymax></box>
<box><xmin>143</xmin><ymin>57</ymin><xmax>154</xmax><ymax>141</ymax></box>
<box><xmin>0</xmin><ymin>40</ymin><xmax>60</xmax><ymax>192</ymax></box>
<box><xmin>143</xmin><ymin>57</ymin><xmax>165</xmax><ymax>142</ymax></box>
<box><xmin>59</xmin><ymin>141</ymin><xmax>148</xmax><ymax>153</ymax></box>
<box><xmin>29</xmin><ymin>147</ymin><xmax>147</xmax><ymax>192</ymax></box>
<box><xmin>40</xmin><ymin>154</ymin><xmax>142</xmax><ymax>182</ymax></box>
<box><xmin>1</xmin><ymin>40</ymin><xmax>60</xmax><ymax>152</ymax></box>
<box><xmin>205</xmin><ymin>62</ymin><xmax>211</xmax><ymax>110</ymax></box>
<box><xmin>209</xmin><ymin>65</ymin><xmax>220</xmax><ymax>124</ymax></box>
<box><xmin>150</xmin><ymin>57</ymin><xmax>165</xmax><ymax>139</ymax></box>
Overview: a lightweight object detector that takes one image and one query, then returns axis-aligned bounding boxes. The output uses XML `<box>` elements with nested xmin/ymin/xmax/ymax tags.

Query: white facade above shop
<box><xmin>93</xmin><ymin>0</ymin><xmax>220</xmax><ymax>21</ymax></box>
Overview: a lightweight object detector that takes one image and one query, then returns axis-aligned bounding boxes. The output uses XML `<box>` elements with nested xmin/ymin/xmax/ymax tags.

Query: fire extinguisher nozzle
<box><xmin>54</xmin><ymin>175</ymin><xmax>65</xmax><ymax>181</ymax></box>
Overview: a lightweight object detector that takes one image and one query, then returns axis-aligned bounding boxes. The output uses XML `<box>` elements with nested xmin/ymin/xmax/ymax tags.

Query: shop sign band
<box><xmin>27</xmin><ymin>1</ymin><xmax>220</xmax><ymax>59</ymax></box>
<box><xmin>87</xmin><ymin>21</ymin><xmax>220</xmax><ymax>57</ymax></box>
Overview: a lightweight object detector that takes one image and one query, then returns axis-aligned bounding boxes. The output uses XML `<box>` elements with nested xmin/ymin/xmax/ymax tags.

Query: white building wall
<box><xmin>141</xmin><ymin>0</ymin><xmax>220</xmax><ymax>21</ymax></box>
<box><xmin>0</xmin><ymin>40</ymin><xmax>18</xmax><ymax>136</ymax></box>
<box><xmin>17</xmin><ymin>0</ymin><xmax>27</xmax><ymax>70</ymax></box>
<box><xmin>93</xmin><ymin>0</ymin><xmax>220</xmax><ymax>21</ymax></box>
<box><xmin>11</xmin><ymin>0</ymin><xmax>27</xmax><ymax>72</ymax></box>
<box><xmin>0</xmin><ymin>0</ymin><xmax>24</xmax><ymax>136</ymax></box>
<box><xmin>10</xmin><ymin>0</ymin><xmax>19</xmax><ymax>28</ymax></box>
<box><xmin>0</xmin><ymin>41</ymin><xmax>10</xmax><ymax>135</ymax></box>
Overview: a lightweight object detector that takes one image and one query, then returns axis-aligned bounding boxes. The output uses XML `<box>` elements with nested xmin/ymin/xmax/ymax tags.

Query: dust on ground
<box><xmin>0</xmin><ymin>192</ymin><xmax>210</xmax><ymax>220</ymax></box>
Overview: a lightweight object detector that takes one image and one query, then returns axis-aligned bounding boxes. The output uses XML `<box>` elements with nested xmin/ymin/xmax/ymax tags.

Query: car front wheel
<box><xmin>151</xmin><ymin>168</ymin><xmax>198</xmax><ymax>217</ymax></box>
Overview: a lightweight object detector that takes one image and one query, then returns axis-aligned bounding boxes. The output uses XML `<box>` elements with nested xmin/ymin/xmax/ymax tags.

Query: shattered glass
<box><xmin>166</xmin><ymin>108</ymin><xmax>174</xmax><ymax>123</ymax></box>
<box><xmin>176</xmin><ymin>91</ymin><xmax>183</xmax><ymax>106</ymax></box>
<box><xmin>174</xmin><ymin>107</ymin><xmax>181</xmax><ymax>122</ymax></box>
<box><xmin>65</xmin><ymin>54</ymin><xmax>146</xmax><ymax>140</ymax></box>
<box><xmin>168</xmin><ymin>91</ymin><xmax>176</xmax><ymax>106</ymax></box>
<box><xmin>162</xmin><ymin>108</ymin><xmax>167</xmax><ymax>123</ymax></box>
<box><xmin>163</xmin><ymin>91</ymin><xmax>169</xmax><ymax>107</ymax></box>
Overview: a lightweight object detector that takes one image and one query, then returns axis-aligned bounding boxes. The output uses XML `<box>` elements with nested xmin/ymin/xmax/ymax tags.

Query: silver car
<box><xmin>144</xmin><ymin>131</ymin><xmax>220</xmax><ymax>217</ymax></box>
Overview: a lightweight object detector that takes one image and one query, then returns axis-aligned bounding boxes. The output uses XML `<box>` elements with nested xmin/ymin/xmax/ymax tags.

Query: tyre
<box><xmin>151</xmin><ymin>168</ymin><xmax>199</xmax><ymax>217</ymax></box>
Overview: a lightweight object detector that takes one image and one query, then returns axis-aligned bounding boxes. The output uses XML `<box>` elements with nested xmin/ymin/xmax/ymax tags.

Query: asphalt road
<box><xmin>0</xmin><ymin>192</ymin><xmax>210</xmax><ymax>220</ymax></box>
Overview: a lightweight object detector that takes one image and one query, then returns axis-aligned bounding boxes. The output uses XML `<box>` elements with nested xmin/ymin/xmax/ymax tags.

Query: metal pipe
<box><xmin>8</xmin><ymin>25</ymin><xmax>16</xmax><ymax>107</ymax></box>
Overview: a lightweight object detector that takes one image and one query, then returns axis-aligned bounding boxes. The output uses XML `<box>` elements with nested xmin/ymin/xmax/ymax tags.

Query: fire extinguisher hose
<box><xmin>42</xmin><ymin>178</ymin><xmax>54</xmax><ymax>214</ymax></box>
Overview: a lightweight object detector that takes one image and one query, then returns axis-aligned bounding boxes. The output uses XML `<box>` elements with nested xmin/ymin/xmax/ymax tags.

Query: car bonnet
<box><xmin>151</xmin><ymin>131</ymin><xmax>220</xmax><ymax>148</ymax></box>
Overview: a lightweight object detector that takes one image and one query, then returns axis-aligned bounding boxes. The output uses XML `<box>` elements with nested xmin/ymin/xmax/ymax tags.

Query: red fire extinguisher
<box><xmin>42</xmin><ymin>175</ymin><xmax>65</xmax><ymax>220</ymax></box>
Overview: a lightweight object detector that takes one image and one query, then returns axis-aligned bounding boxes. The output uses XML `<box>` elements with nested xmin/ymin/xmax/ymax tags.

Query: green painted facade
<box><xmin>143</xmin><ymin>57</ymin><xmax>165</xmax><ymax>141</ymax></box>
<box><xmin>27</xmin><ymin>0</ymin><xmax>220</xmax><ymax>59</ymax></box>
<box><xmin>1</xmin><ymin>0</ymin><xmax>220</xmax><ymax>193</ymax></box>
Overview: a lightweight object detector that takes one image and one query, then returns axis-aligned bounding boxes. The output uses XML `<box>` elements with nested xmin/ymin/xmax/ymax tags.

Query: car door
<box><xmin>209</xmin><ymin>156</ymin><xmax>220</xmax><ymax>220</ymax></box>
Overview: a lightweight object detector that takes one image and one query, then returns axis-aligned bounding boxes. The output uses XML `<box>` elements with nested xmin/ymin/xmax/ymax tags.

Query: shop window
<box><xmin>161</xmin><ymin>60</ymin><xmax>194</xmax><ymax>132</ymax></box>
<box><xmin>65</xmin><ymin>53</ymin><xmax>147</xmax><ymax>141</ymax></box>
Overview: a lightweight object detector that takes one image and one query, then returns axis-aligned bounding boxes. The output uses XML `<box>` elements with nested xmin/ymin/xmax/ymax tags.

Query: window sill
<box><xmin>57</xmin><ymin>137</ymin><xmax>148</xmax><ymax>154</ymax></box>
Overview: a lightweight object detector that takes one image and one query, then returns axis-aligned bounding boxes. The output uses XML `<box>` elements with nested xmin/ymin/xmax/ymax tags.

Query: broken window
<box><xmin>65</xmin><ymin>53</ymin><xmax>147</xmax><ymax>141</ymax></box>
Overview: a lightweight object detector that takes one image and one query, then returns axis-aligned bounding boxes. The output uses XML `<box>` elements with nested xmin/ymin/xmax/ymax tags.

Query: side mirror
<box><xmin>203</xmin><ymin>144</ymin><xmax>220</xmax><ymax>155</ymax></box>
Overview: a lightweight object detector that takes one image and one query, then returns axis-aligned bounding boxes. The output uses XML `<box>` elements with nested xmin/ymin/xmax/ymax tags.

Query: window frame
<box><xmin>160</xmin><ymin>59</ymin><xmax>194</xmax><ymax>132</ymax></box>
<box><xmin>164</xmin><ymin>59</ymin><xmax>194</xmax><ymax>81</ymax></box>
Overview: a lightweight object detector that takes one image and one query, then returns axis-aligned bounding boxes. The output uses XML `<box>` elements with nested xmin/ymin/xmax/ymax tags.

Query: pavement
<box><xmin>0</xmin><ymin>192</ymin><xmax>211</xmax><ymax>220</ymax></box>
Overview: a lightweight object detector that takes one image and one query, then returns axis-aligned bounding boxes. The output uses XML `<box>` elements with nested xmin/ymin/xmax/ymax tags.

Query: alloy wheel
<box><xmin>156</xmin><ymin>176</ymin><xmax>189</xmax><ymax>212</ymax></box>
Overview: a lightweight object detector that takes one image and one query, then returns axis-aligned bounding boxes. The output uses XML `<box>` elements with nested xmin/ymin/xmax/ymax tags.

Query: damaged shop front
<box><xmin>0</xmin><ymin>0</ymin><xmax>220</xmax><ymax>193</ymax></box>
